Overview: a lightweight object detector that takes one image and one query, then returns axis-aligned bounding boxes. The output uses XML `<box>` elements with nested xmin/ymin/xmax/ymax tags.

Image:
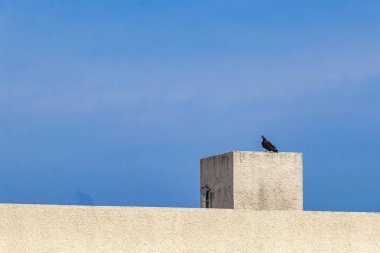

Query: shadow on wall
<box><xmin>75</xmin><ymin>190</ymin><xmax>95</xmax><ymax>206</ymax></box>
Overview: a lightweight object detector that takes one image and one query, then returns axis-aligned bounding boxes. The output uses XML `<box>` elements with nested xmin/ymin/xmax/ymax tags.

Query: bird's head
<box><xmin>260</xmin><ymin>135</ymin><xmax>265</xmax><ymax>139</ymax></box>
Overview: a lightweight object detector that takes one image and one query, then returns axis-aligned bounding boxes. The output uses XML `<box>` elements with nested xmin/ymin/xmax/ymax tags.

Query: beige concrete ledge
<box><xmin>0</xmin><ymin>204</ymin><xmax>379</xmax><ymax>252</ymax></box>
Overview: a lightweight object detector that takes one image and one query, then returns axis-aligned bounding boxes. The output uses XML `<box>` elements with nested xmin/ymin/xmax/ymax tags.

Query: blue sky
<box><xmin>0</xmin><ymin>0</ymin><xmax>379</xmax><ymax>211</ymax></box>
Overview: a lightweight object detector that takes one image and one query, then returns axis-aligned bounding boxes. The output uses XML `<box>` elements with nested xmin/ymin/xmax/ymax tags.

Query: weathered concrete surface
<box><xmin>200</xmin><ymin>152</ymin><xmax>233</xmax><ymax>208</ymax></box>
<box><xmin>201</xmin><ymin>151</ymin><xmax>302</xmax><ymax>210</ymax></box>
<box><xmin>234</xmin><ymin>152</ymin><xmax>303</xmax><ymax>210</ymax></box>
<box><xmin>0</xmin><ymin>204</ymin><xmax>379</xmax><ymax>253</ymax></box>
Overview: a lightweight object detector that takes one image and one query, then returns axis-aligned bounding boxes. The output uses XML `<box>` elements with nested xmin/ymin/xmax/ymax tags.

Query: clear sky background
<box><xmin>1</xmin><ymin>0</ymin><xmax>379</xmax><ymax>211</ymax></box>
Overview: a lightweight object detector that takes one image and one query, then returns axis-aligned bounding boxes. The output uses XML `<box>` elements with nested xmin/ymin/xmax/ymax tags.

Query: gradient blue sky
<box><xmin>1</xmin><ymin>0</ymin><xmax>379</xmax><ymax>211</ymax></box>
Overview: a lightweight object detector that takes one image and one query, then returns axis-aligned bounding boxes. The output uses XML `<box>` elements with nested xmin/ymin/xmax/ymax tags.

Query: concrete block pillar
<box><xmin>200</xmin><ymin>151</ymin><xmax>303</xmax><ymax>210</ymax></box>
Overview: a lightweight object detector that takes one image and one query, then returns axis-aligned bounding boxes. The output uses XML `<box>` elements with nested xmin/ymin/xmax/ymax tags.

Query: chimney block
<box><xmin>200</xmin><ymin>151</ymin><xmax>303</xmax><ymax>210</ymax></box>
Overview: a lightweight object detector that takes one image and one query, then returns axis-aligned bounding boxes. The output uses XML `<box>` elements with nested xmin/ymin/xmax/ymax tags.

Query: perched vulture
<box><xmin>261</xmin><ymin>135</ymin><xmax>278</xmax><ymax>152</ymax></box>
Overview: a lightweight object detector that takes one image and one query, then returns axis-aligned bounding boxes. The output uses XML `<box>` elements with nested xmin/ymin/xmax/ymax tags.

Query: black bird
<box><xmin>261</xmin><ymin>135</ymin><xmax>278</xmax><ymax>152</ymax></box>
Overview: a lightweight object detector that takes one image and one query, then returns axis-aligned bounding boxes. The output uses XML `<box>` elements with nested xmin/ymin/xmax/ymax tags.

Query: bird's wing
<box><xmin>265</xmin><ymin>140</ymin><xmax>277</xmax><ymax>151</ymax></box>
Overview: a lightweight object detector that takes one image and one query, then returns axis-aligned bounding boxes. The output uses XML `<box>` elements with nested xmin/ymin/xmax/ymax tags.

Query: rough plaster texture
<box><xmin>201</xmin><ymin>151</ymin><xmax>302</xmax><ymax>210</ymax></box>
<box><xmin>234</xmin><ymin>151</ymin><xmax>303</xmax><ymax>210</ymax></box>
<box><xmin>0</xmin><ymin>204</ymin><xmax>379</xmax><ymax>253</ymax></box>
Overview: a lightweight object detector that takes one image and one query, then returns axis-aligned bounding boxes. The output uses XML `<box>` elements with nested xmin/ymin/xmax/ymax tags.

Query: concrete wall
<box><xmin>233</xmin><ymin>152</ymin><xmax>302</xmax><ymax>210</ymax></box>
<box><xmin>200</xmin><ymin>152</ymin><xmax>233</xmax><ymax>208</ymax></box>
<box><xmin>0</xmin><ymin>204</ymin><xmax>379</xmax><ymax>253</ymax></box>
<box><xmin>201</xmin><ymin>152</ymin><xmax>302</xmax><ymax>210</ymax></box>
